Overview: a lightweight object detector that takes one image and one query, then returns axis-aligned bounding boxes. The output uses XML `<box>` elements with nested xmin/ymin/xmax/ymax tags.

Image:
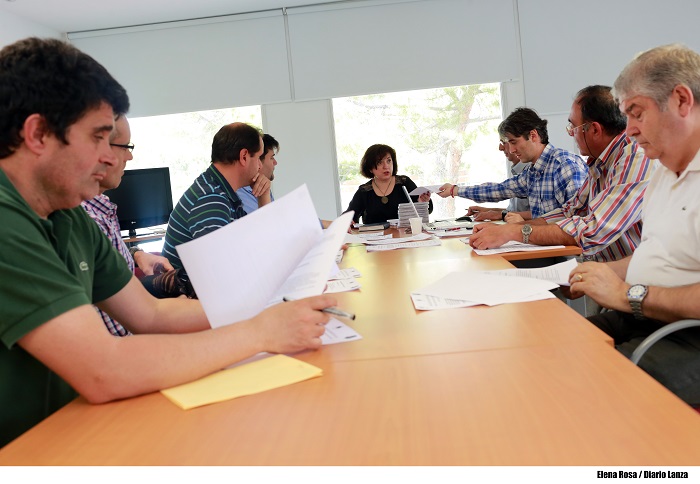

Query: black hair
<box><xmin>211</xmin><ymin>123</ymin><xmax>262</xmax><ymax>164</ymax></box>
<box><xmin>0</xmin><ymin>37</ymin><xmax>129</xmax><ymax>159</ymax></box>
<box><xmin>261</xmin><ymin>133</ymin><xmax>280</xmax><ymax>159</ymax></box>
<box><xmin>575</xmin><ymin>85</ymin><xmax>626</xmax><ymax>135</ymax></box>
<box><xmin>498</xmin><ymin>107</ymin><xmax>549</xmax><ymax>144</ymax></box>
<box><xmin>360</xmin><ymin>144</ymin><xmax>398</xmax><ymax>179</ymax></box>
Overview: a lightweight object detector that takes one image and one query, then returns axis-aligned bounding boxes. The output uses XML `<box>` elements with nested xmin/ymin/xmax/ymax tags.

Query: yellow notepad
<box><xmin>161</xmin><ymin>354</ymin><xmax>323</xmax><ymax>410</ymax></box>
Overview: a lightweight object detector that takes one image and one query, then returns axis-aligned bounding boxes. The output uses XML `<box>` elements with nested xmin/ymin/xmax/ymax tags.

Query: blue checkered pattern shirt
<box><xmin>457</xmin><ymin>143</ymin><xmax>587</xmax><ymax>219</ymax></box>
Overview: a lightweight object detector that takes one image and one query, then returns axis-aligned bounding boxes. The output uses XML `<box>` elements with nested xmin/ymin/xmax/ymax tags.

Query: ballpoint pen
<box><xmin>282</xmin><ymin>297</ymin><xmax>356</xmax><ymax>320</ymax></box>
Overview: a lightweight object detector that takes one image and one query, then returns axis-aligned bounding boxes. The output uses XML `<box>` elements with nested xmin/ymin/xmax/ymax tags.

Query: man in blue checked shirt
<box><xmin>438</xmin><ymin>107</ymin><xmax>587</xmax><ymax>221</ymax></box>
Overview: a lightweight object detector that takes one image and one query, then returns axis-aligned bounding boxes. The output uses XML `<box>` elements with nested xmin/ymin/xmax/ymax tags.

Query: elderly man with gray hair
<box><xmin>569</xmin><ymin>44</ymin><xmax>700</xmax><ymax>407</ymax></box>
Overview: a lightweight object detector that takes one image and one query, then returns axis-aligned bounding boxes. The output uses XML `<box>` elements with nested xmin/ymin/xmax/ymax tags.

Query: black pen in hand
<box><xmin>282</xmin><ymin>297</ymin><xmax>356</xmax><ymax>321</ymax></box>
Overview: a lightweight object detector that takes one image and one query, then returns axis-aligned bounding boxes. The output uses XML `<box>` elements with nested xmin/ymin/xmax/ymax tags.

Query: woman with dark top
<box><xmin>345</xmin><ymin>144</ymin><xmax>433</xmax><ymax>224</ymax></box>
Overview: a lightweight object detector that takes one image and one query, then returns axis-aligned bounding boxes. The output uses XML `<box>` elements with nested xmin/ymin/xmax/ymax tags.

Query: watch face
<box><xmin>522</xmin><ymin>224</ymin><xmax>532</xmax><ymax>235</ymax></box>
<box><xmin>628</xmin><ymin>285</ymin><xmax>646</xmax><ymax>298</ymax></box>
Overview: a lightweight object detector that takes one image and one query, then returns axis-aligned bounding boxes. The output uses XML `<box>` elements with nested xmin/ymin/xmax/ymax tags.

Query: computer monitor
<box><xmin>104</xmin><ymin>167</ymin><xmax>174</xmax><ymax>238</ymax></box>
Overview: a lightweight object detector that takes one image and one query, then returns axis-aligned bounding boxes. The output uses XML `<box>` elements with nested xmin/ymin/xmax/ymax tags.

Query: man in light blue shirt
<box><xmin>237</xmin><ymin>133</ymin><xmax>278</xmax><ymax>214</ymax></box>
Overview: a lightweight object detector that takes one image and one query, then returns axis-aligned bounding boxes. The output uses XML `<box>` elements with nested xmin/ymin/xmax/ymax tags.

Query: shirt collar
<box><xmin>530</xmin><ymin>143</ymin><xmax>554</xmax><ymax>172</ymax></box>
<box><xmin>207</xmin><ymin>164</ymin><xmax>243</xmax><ymax>206</ymax></box>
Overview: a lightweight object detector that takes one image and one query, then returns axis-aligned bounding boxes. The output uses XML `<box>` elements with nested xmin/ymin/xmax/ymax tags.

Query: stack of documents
<box><xmin>462</xmin><ymin>239</ymin><xmax>565</xmax><ymax>255</ymax></box>
<box><xmin>398</xmin><ymin>202</ymin><xmax>429</xmax><ymax>228</ymax></box>
<box><xmin>410</xmin><ymin>259</ymin><xmax>578</xmax><ymax>310</ymax></box>
<box><xmin>364</xmin><ymin>233</ymin><xmax>441</xmax><ymax>252</ymax></box>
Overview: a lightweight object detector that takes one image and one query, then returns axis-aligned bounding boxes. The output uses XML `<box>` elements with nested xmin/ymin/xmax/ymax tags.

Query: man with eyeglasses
<box><xmin>438</xmin><ymin>107</ymin><xmax>587</xmax><ymax>222</ymax></box>
<box><xmin>469</xmin><ymin>86</ymin><xmax>653</xmax><ymax>271</ymax></box>
<box><xmin>569</xmin><ymin>45</ymin><xmax>700</xmax><ymax>407</ymax></box>
<box><xmin>81</xmin><ymin>115</ymin><xmax>193</xmax><ymax>336</ymax></box>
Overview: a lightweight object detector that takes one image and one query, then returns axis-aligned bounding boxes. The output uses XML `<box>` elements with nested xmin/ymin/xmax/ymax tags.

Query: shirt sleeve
<box><xmin>344</xmin><ymin>186</ymin><xmax>367</xmax><ymax>223</ymax></box>
<box><xmin>457</xmin><ymin>170</ymin><xmax>528</xmax><ymax>202</ymax></box>
<box><xmin>556</xmin><ymin>145</ymin><xmax>650</xmax><ymax>255</ymax></box>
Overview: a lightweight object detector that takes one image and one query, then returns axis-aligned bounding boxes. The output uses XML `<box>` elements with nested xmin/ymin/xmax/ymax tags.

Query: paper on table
<box><xmin>366</xmin><ymin>238</ymin><xmax>441</xmax><ymax>252</ymax></box>
<box><xmin>363</xmin><ymin>233</ymin><xmax>433</xmax><ymax>245</ymax></box>
<box><xmin>160</xmin><ymin>355</ymin><xmax>322</xmax><ymax>410</ymax></box>
<box><xmin>408</xmin><ymin>185</ymin><xmax>443</xmax><ymax>196</ymax></box>
<box><xmin>176</xmin><ymin>185</ymin><xmax>352</xmax><ymax>327</ymax></box>
<box><xmin>321</xmin><ymin>318</ymin><xmax>362</xmax><ymax>344</ymax></box>
<box><xmin>413</xmin><ymin>272</ymin><xmax>558</xmax><ymax>306</ymax></box>
<box><xmin>470</xmin><ymin>240</ymin><xmax>566</xmax><ymax>255</ymax></box>
<box><xmin>328</xmin><ymin>268</ymin><xmax>361</xmax><ymax>280</ymax></box>
<box><xmin>344</xmin><ymin>233</ymin><xmax>391</xmax><ymax>244</ymax></box>
<box><xmin>431</xmin><ymin>228</ymin><xmax>473</xmax><ymax>238</ymax></box>
<box><xmin>324</xmin><ymin>278</ymin><xmax>361</xmax><ymax>293</ymax></box>
<box><xmin>481</xmin><ymin>258</ymin><xmax>578</xmax><ymax>286</ymax></box>
<box><xmin>410</xmin><ymin>290</ymin><xmax>555</xmax><ymax>311</ymax></box>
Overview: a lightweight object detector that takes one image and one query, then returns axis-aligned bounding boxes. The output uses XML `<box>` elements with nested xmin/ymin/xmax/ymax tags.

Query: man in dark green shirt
<box><xmin>0</xmin><ymin>37</ymin><xmax>336</xmax><ymax>447</ymax></box>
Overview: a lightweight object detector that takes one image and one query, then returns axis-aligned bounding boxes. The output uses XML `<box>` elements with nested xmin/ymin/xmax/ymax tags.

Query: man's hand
<box><xmin>469</xmin><ymin>223</ymin><xmax>520</xmax><ymax>249</ymax></box>
<box><xmin>133</xmin><ymin>251</ymin><xmax>174</xmax><ymax>276</ymax></box>
<box><xmin>504</xmin><ymin>212</ymin><xmax>525</xmax><ymax>223</ymax></box>
<box><xmin>252</xmin><ymin>295</ymin><xmax>337</xmax><ymax>354</ymax></box>
<box><xmin>473</xmin><ymin>209</ymin><xmax>503</xmax><ymax>222</ymax></box>
<box><xmin>437</xmin><ymin>183</ymin><xmax>455</xmax><ymax>198</ymax></box>
<box><xmin>250</xmin><ymin>172</ymin><xmax>271</xmax><ymax>198</ymax></box>
<box><xmin>568</xmin><ymin>262</ymin><xmax>630</xmax><ymax>311</ymax></box>
<box><xmin>418</xmin><ymin>191</ymin><xmax>431</xmax><ymax>203</ymax></box>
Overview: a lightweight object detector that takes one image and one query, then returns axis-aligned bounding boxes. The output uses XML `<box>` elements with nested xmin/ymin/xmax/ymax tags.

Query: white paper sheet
<box><xmin>328</xmin><ymin>268</ymin><xmax>361</xmax><ymax>280</ymax></box>
<box><xmin>410</xmin><ymin>290</ymin><xmax>555</xmax><ymax>310</ymax></box>
<box><xmin>479</xmin><ymin>258</ymin><xmax>578</xmax><ymax>286</ymax></box>
<box><xmin>177</xmin><ymin>185</ymin><xmax>353</xmax><ymax>327</ymax></box>
<box><xmin>363</xmin><ymin>233</ymin><xmax>433</xmax><ymax>245</ymax></box>
<box><xmin>408</xmin><ymin>184</ymin><xmax>443</xmax><ymax>196</ymax></box>
<box><xmin>365</xmin><ymin>238</ymin><xmax>442</xmax><ymax>252</ymax></box>
<box><xmin>324</xmin><ymin>278</ymin><xmax>361</xmax><ymax>293</ymax></box>
<box><xmin>344</xmin><ymin>233</ymin><xmax>392</xmax><ymax>244</ymax></box>
<box><xmin>412</xmin><ymin>271</ymin><xmax>558</xmax><ymax>307</ymax></box>
<box><xmin>320</xmin><ymin>318</ymin><xmax>362</xmax><ymax>345</ymax></box>
<box><xmin>466</xmin><ymin>240</ymin><xmax>566</xmax><ymax>255</ymax></box>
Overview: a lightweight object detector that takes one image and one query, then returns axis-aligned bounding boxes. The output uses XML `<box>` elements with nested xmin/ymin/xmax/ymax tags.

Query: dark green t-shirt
<box><xmin>0</xmin><ymin>169</ymin><xmax>133</xmax><ymax>447</ymax></box>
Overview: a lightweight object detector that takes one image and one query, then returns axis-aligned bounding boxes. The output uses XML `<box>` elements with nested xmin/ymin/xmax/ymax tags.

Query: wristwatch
<box><xmin>501</xmin><ymin>209</ymin><xmax>508</xmax><ymax>221</ymax></box>
<box><xmin>627</xmin><ymin>284</ymin><xmax>648</xmax><ymax>320</ymax></box>
<box><xmin>521</xmin><ymin>224</ymin><xmax>532</xmax><ymax>244</ymax></box>
<box><xmin>128</xmin><ymin>245</ymin><xmax>143</xmax><ymax>258</ymax></box>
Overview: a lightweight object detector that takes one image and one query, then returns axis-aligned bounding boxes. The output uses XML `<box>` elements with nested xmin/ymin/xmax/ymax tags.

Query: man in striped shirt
<box><xmin>469</xmin><ymin>85</ymin><xmax>653</xmax><ymax>263</ymax></box>
<box><xmin>438</xmin><ymin>107</ymin><xmax>587</xmax><ymax>220</ymax></box>
<box><xmin>163</xmin><ymin>122</ymin><xmax>268</xmax><ymax>273</ymax></box>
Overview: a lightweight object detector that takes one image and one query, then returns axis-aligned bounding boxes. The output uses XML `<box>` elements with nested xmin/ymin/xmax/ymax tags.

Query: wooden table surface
<box><xmin>1</xmin><ymin>235</ymin><xmax>697</xmax><ymax>466</ymax></box>
<box><xmin>3</xmin><ymin>342</ymin><xmax>699</xmax><ymax>466</ymax></box>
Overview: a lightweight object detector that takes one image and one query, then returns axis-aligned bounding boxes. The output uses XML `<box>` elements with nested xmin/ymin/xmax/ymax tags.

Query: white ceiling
<box><xmin>0</xmin><ymin>0</ymin><xmax>349</xmax><ymax>32</ymax></box>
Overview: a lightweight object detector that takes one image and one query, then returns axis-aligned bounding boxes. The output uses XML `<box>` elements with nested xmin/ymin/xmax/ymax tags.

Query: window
<box><xmin>333</xmin><ymin>84</ymin><xmax>506</xmax><ymax>219</ymax></box>
<box><xmin>129</xmin><ymin>105</ymin><xmax>263</xmax><ymax>204</ymax></box>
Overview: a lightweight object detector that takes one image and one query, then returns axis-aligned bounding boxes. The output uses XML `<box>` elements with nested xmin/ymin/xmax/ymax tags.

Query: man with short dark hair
<box><xmin>469</xmin><ymin>86</ymin><xmax>653</xmax><ymax>261</ymax></box>
<box><xmin>163</xmin><ymin>122</ymin><xmax>270</xmax><ymax>271</ymax></box>
<box><xmin>570</xmin><ymin>44</ymin><xmax>700</xmax><ymax>406</ymax></box>
<box><xmin>236</xmin><ymin>133</ymin><xmax>279</xmax><ymax>214</ymax></box>
<box><xmin>0</xmin><ymin>38</ymin><xmax>335</xmax><ymax>447</ymax></box>
<box><xmin>438</xmin><ymin>107</ymin><xmax>587</xmax><ymax>223</ymax></box>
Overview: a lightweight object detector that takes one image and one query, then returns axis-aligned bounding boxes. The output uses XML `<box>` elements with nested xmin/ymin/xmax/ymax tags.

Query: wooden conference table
<box><xmin>2</xmin><ymin>235</ymin><xmax>700</xmax><ymax>465</ymax></box>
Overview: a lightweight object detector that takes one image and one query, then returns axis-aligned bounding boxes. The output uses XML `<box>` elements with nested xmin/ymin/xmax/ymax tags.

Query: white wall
<box><xmin>0</xmin><ymin>10</ymin><xmax>61</xmax><ymax>47</ymax></box>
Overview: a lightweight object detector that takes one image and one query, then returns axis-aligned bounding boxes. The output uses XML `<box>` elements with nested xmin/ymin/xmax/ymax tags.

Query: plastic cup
<box><xmin>409</xmin><ymin>217</ymin><xmax>422</xmax><ymax>234</ymax></box>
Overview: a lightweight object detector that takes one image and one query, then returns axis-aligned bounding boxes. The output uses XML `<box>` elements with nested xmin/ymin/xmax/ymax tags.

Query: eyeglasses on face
<box><xmin>110</xmin><ymin>142</ymin><xmax>135</xmax><ymax>153</ymax></box>
<box><xmin>566</xmin><ymin>122</ymin><xmax>589</xmax><ymax>136</ymax></box>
